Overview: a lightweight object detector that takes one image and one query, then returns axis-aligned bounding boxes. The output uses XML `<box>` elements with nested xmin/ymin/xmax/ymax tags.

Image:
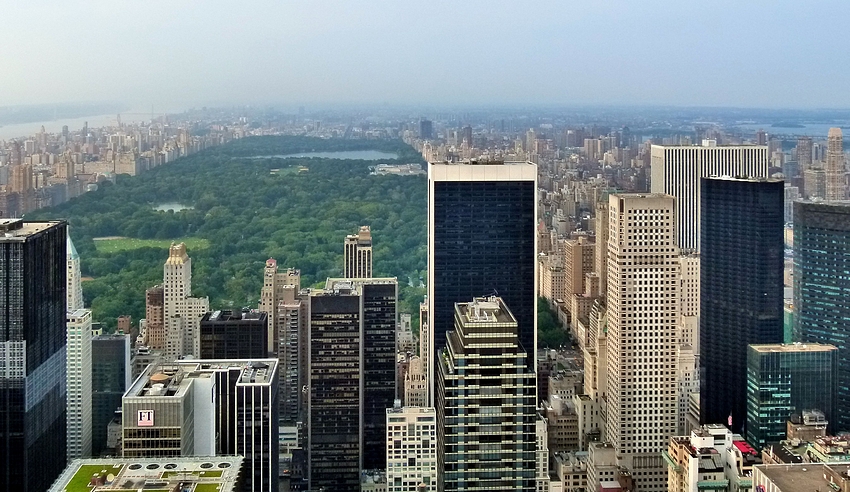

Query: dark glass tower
<box><xmin>793</xmin><ymin>200</ymin><xmax>850</xmax><ymax>431</ymax></box>
<box><xmin>307</xmin><ymin>278</ymin><xmax>397</xmax><ymax>491</ymax></box>
<box><xmin>91</xmin><ymin>334</ymin><xmax>130</xmax><ymax>456</ymax></box>
<box><xmin>200</xmin><ymin>310</ymin><xmax>268</xmax><ymax>359</ymax></box>
<box><xmin>428</xmin><ymin>161</ymin><xmax>538</xmax><ymax>399</ymax></box>
<box><xmin>700</xmin><ymin>177</ymin><xmax>784</xmax><ymax>433</ymax></box>
<box><xmin>0</xmin><ymin>219</ymin><xmax>67</xmax><ymax>492</ymax></box>
<box><xmin>746</xmin><ymin>343</ymin><xmax>838</xmax><ymax>448</ymax></box>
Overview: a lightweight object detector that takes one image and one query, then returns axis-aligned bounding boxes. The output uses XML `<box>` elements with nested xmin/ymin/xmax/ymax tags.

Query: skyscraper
<box><xmin>650</xmin><ymin>141</ymin><xmax>769</xmax><ymax>251</ymax></box>
<box><xmin>746</xmin><ymin>343</ymin><xmax>838</xmax><ymax>448</ymax></box>
<box><xmin>826</xmin><ymin>127</ymin><xmax>845</xmax><ymax>201</ymax></box>
<box><xmin>0</xmin><ymin>218</ymin><xmax>68</xmax><ymax>491</ymax></box>
<box><xmin>200</xmin><ymin>310</ymin><xmax>268</xmax><ymax>359</ymax></box>
<box><xmin>66</xmin><ymin>309</ymin><xmax>92</xmax><ymax>460</ymax></box>
<box><xmin>308</xmin><ymin>277</ymin><xmax>398</xmax><ymax>490</ymax></box>
<box><xmin>605</xmin><ymin>194</ymin><xmax>679</xmax><ymax>491</ymax></box>
<box><xmin>793</xmin><ymin>200</ymin><xmax>850</xmax><ymax>431</ymax></box>
<box><xmin>162</xmin><ymin>243</ymin><xmax>209</xmax><ymax>359</ymax></box>
<box><xmin>700</xmin><ymin>177</ymin><xmax>784</xmax><ymax>433</ymax></box>
<box><xmin>436</xmin><ymin>297</ymin><xmax>536</xmax><ymax>491</ymax></box>
<box><xmin>427</xmin><ymin>160</ymin><xmax>537</xmax><ymax>401</ymax></box>
<box><xmin>66</xmin><ymin>235</ymin><xmax>83</xmax><ymax>311</ymax></box>
<box><xmin>91</xmin><ymin>333</ymin><xmax>131</xmax><ymax>456</ymax></box>
<box><xmin>344</xmin><ymin>225</ymin><xmax>373</xmax><ymax>278</ymax></box>
<box><xmin>419</xmin><ymin>118</ymin><xmax>433</xmax><ymax>140</ymax></box>
<box><xmin>796</xmin><ymin>136</ymin><xmax>813</xmax><ymax>171</ymax></box>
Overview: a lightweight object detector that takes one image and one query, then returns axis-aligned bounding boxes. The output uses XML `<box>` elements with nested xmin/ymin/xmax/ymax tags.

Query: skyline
<box><xmin>2</xmin><ymin>1</ymin><xmax>850</xmax><ymax>109</ymax></box>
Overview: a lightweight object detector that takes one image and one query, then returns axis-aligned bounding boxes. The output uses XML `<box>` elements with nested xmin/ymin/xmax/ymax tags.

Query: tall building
<box><xmin>123</xmin><ymin>359</ymin><xmax>279</xmax><ymax>492</ymax></box>
<box><xmin>428</xmin><ymin>160</ymin><xmax>537</xmax><ymax>402</ymax></box>
<box><xmin>746</xmin><ymin>343</ymin><xmax>838</xmax><ymax>448</ymax></box>
<box><xmin>0</xmin><ymin>219</ymin><xmax>68</xmax><ymax>491</ymax></box>
<box><xmin>797</xmin><ymin>136</ymin><xmax>813</xmax><ymax>171</ymax></box>
<box><xmin>257</xmin><ymin>259</ymin><xmax>305</xmax><ymax>422</ymax></box>
<box><xmin>793</xmin><ymin>200</ymin><xmax>850</xmax><ymax>431</ymax></box>
<box><xmin>162</xmin><ymin>243</ymin><xmax>209</xmax><ymax>359</ymax></box>
<box><xmin>419</xmin><ymin>118</ymin><xmax>433</xmax><ymax>140</ymax></box>
<box><xmin>386</xmin><ymin>404</ymin><xmax>437</xmax><ymax>492</ymax></box>
<box><xmin>650</xmin><ymin>141</ymin><xmax>769</xmax><ymax>251</ymax></box>
<box><xmin>344</xmin><ymin>225</ymin><xmax>373</xmax><ymax>278</ymax></box>
<box><xmin>66</xmin><ymin>309</ymin><xmax>93</xmax><ymax>460</ymax></box>
<box><xmin>605</xmin><ymin>193</ymin><xmax>679</xmax><ymax>491</ymax></box>
<box><xmin>66</xmin><ymin>234</ymin><xmax>83</xmax><ymax>311</ymax></box>
<box><xmin>700</xmin><ymin>177</ymin><xmax>784</xmax><ymax>433</ymax></box>
<box><xmin>826</xmin><ymin>127</ymin><xmax>845</xmax><ymax>201</ymax></box>
<box><xmin>200</xmin><ymin>310</ymin><xmax>268</xmax><ymax>359</ymax></box>
<box><xmin>436</xmin><ymin>297</ymin><xmax>537</xmax><ymax>491</ymax></box>
<box><xmin>308</xmin><ymin>277</ymin><xmax>398</xmax><ymax>491</ymax></box>
<box><xmin>143</xmin><ymin>285</ymin><xmax>165</xmax><ymax>349</ymax></box>
<box><xmin>91</xmin><ymin>334</ymin><xmax>131</xmax><ymax>456</ymax></box>
<box><xmin>594</xmin><ymin>201</ymin><xmax>609</xmax><ymax>302</ymax></box>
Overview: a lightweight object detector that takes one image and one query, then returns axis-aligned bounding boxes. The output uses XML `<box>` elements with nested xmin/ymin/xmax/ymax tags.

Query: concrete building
<box><xmin>436</xmin><ymin>297</ymin><xmax>537</xmax><ymax>491</ymax></box>
<box><xmin>123</xmin><ymin>359</ymin><xmax>278</xmax><ymax>492</ymax></box>
<box><xmin>257</xmin><ymin>260</ymin><xmax>304</xmax><ymax>423</ymax></box>
<box><xmin>563</xmin><ymin>235</ymin><xmax>595</xmax><ymax>305</ymax></box>
<box><xmin>0</xmin><ymin>219</ymin><xmax>68</xmax><ymax>491</ymax></box>
<box><xmin>650</xmin><ymin>141</ymin><xmax>769</xmax><ymax>251</ymax></box>
<box><xmin>48</xmin><ymin>456</ymin><xmax>244</xmax><ymax>492</ymax></box>
<box><xmin>386</xmin><ymin>404</ymin><xmax>437</xmax><ymax>492</ymax></box>
<box><xmin>536</xmin><ymin>414</ymin><xmax>551</xmax><ymax>492</ymax></box>
<box><xmin>162</xmin><ymin>243</ymin><xmax>209</xmax><ymax>359</ymax></box>
<box><xmin>746</xmin><ymin>343</ymin><xmax>838</xmax><ymax>448</ymax></box>
<box><xmin>91</xmin><ymin>334</ymin><xmax>131</xmax><ymax>457</ymax></box>
<box><xmin>403</xmin><ymin>355</ymin><xmax>427</xmax><ymax>407</ymax></box>
<box><xmin>308</xmin><ymin>278</ymin><xmax>398</xmax><ymax>491</ymax></box>
<box><xmin>700</xmin><ymin>177</ymin><xmax>785</xmax><ymax>433</ymax></box>
<box><xmin>199</xmin><ymin>310</ymin><xmax>268</xmax><ymax>359</ymax></box>
<box><xmin>397</xmin><ymin>312</ymin><xmax>415</xmax><ymax>354</ymax></box>
<box><xmin>605</xmin><ymin>194</ymin><xmax>680</xmax><ymax>491</ymax></box>
<box><xmin>753</xmin><ymin>463</ymin><xmax>850</xmax><ymax>492</ymax></box>
<box><xmin>143</xmin><ymin>285</ymin><xmax>164</xmax><ymax>349</ymax></box>
<box><xmin>428</xmin><ymin>160</ymin><xmax>538</xmax><ymax>403</ymax></box>
<box><xmin>793</xmin><ymin>201</ymin><xmax>850</xmax><ymax>431</ymax></box>
<box><xmin>586</xmin><ymin>442</ymin><xmax>633</xmax><ymax>492</ymax></box>
<box><xmin>67</xmin><ymin>309</ymin><xmax>93</xmax><ymax>460</ymax></box>
<box><xmin>826</xmin><ymin>127</ymin><xmax>845</xmax><ymax>201</ymax></box>
<box><xmin>786</xmin><ymin>410</ymin><xmax>829</xmax><ymax>442</ymax></box>
<box><xmin>344</xmin><ymin>225</ymin><xmax>373</xmax><ymax>278</ymax></box>
<box><xmin>664</xmin><ymin>425</ymin><xmax>761</xmax><ymax>492</ymax></box>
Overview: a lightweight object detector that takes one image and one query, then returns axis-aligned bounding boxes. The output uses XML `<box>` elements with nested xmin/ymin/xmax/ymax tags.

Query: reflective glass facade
<box><xmin>793</xmin><ymin>201</ymin><xmax>850</xmax><ymax>431</ymax></box>
<box><xmin>745</xmin><ymin>344</ymin><xmax>838</xmax><ymax>448</ymax></box>
<box><xmin>700</xmin><ymin>178</ymin><xmax>784</xmax><ymax>433</ymax></box>
<box><xmin>0</xmin><ymin>220</ymin><xmax>67</xmax><ymax>492</ymax></box>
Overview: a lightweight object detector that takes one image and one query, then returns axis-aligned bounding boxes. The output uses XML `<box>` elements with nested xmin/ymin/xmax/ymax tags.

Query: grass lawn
<box><xmin>64</xmin><ymin>464</ymin><xmax>123</xmax><ymax>492</ymax></box>
<box><xmin>161</xmin><ymin>470</ymin><xmax>223</xmax><ymax>479</ymax></box>
<box><xmin>93</xmin><ymin>237</ymin><xmax>211</xmax><ymax>254</ymax></box>
<box><xmin>193</xmin><ymin>484</ymin><xmax>222</xmax><ymax>492</ymax></box>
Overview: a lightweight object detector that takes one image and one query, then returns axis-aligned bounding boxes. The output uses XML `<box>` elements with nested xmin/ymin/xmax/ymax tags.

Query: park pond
<box><xmin>249</xmin><ymin>150</ymin><xmax>399</xmax><ymax>160</ymax></box>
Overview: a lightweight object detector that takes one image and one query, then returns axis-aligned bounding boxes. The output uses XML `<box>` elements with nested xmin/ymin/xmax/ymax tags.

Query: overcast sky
<box><xmin>1</xmin><ymin>0</ymin><xmax>848</xmax><ymax>109</ymax></box>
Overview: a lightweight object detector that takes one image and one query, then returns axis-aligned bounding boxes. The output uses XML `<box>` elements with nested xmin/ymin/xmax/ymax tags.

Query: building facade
<box><xmin>436</xmin><ymin>297</ymin><xmax>537</xmax><ymax>491</ymax></box>
<box><xmin>344</xmin><ymin>225</ymin><xmax>373</xmax><ymax>278</ymax></box>
<box><xmin>700</xmin><ymin>177</ymin><xmax>785</xmax><ymax>433</ymax></box>
<box><xmin>428</xmin><ymin>160</ymin><xmax>538</xmax><ymax>402</ymax></box>
<box><xmin>793</xmin><ymin>200</ymin><xmax>850</xmax><ymax>431</ymax></box>
<box><xmin>606</xmin><ymin>194</ymin><xmax>680</xmax><ymax>491</ymax></box>
<box><xmin>746</xmin><ymin>343</ymin><xmax>838</xmax><ymax>448</ymax></box>
<box><xmin>66</xmin><ymin>308</ymin><xmax>93</xmax><ymax>460</ymax></box>
<box><xmin>650</xmin><ymin>141</ymin><xmax>769</xmax><ymax>251</ymax></box>
<box><xmin>0</xmin><ymin>219</ymin><xmax>68</xmax><ymax>492</ymax></box>
<box><xmin>162</xmin><ymin>242</ymin><xmax>209</xmax><ymax>359</ymax></box>
<box><xmin>199</xmin><ymin>310</ymin><xmax>268</xmax><ymax>359</ymax></box>
<box><xmin>386</xmin><ymin>404</ymin><xmax>437</xmax><ymax>492</ymax></box>
<box><xmin>91</xmin><ymin>334</ymin><xmax>131</xmax><ymax>456</ymax></box>
<box><xmin>826</xmin><ymin>128</ymin><xmax>845</xmax><ymax>201</ymax></box>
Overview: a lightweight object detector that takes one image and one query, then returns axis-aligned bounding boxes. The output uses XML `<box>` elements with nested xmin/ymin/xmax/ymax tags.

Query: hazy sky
<box><xmin>1</xmin><ymin>1</ymin><xmax>848</xmax><ymax>109</ymax></box>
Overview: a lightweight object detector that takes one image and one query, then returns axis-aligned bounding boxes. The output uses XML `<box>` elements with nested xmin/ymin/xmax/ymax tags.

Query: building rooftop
<box><xmin>749</xmin><ymin>342</ymin><xmax>838</xmax><ymax>353</ymax></box>
<box><xmin>126</xmin><ymin>359</ymin><xmax>278</xmax><ymax>398</ymax></box>
<box><xmin>705</xmin><ymin>175</ymin><xmax>784</xmax><ymax>183</ymax></box>
<box><xmin>456</xmin><ymin>296</ymin><xmax>517</xmax><ymax>325</ymax></box>
<box><xmin>756</xmin><ymin>463</ymin><xmax>850</xmax><ymax>492</ymax></box>
<box><xmin>48</xmin><ymin>456</ymin><xmax>243</xmax><ymax>492</ymax></box>
<box><xmin>0</xmin><ymin>219</ymin><xmax>64</xmax><ymax>241</ymax></box>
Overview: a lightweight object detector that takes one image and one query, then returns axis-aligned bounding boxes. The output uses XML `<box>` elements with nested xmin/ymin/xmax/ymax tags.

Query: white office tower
<box><xmin>66</xmin><ymin>234</ymin><xmax>83</xmax><ymax>311</ymax></box>
<box><xmin>605</xmin><ymin>193</ymin><xmax>680</xmax><ymax>491</ymax></box>
<box><xmin>162</xmin><ymin>243</ymin><xmax>209</xmax><ymax>359</ymax></box>
<box><xmin>66</xmin><ymin>309</ymin><xmax>92</xmax><ymax>460</ymax></box>
<box><xmin>650</xmin><ymin>141</ymin><xmax>769</xmax><ymax>251</ymax></box>
<box><xmin>344</xmin><ymin>225</ymin><xmax>373</xmax><ymax>278</ymax></box>
<box><xmin>386</xmin><ymin>403</ymin><xmax>437</xmax><ymax>492</ymax></box>
<box><xmin>536</xmin><ymin>414</ymin><xmax>551</xmax><ymax>492</ymax></box>
<box><xmin>675</xmin><ymin>255</ymin><xmax>700</xmax><ymax>435</ymax></box>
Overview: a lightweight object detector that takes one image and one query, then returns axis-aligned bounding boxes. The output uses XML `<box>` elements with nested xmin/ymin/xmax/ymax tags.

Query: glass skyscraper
<box><xmin>700</xmin><ymin>177</ymin><xmax>785</xmax><ymax>433</ymax></box>
<box><xmin>793</xmin><ymin>200</ymin><xmax>850</xmax><ymax>431</ymax></box>
<box><xmin>0</xmin><ymin>219</ymin><xmax>68</xmax><ymax>492</ymax></box>
<box><xmin>427</xmin><ymin>161</ymin><xmax>537</xmax><ymax>401</ymax></box>
<box><xmin>746</xmin><ymin>343</ymin><xmax>838</xmax><ymax>448</ymax></box>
